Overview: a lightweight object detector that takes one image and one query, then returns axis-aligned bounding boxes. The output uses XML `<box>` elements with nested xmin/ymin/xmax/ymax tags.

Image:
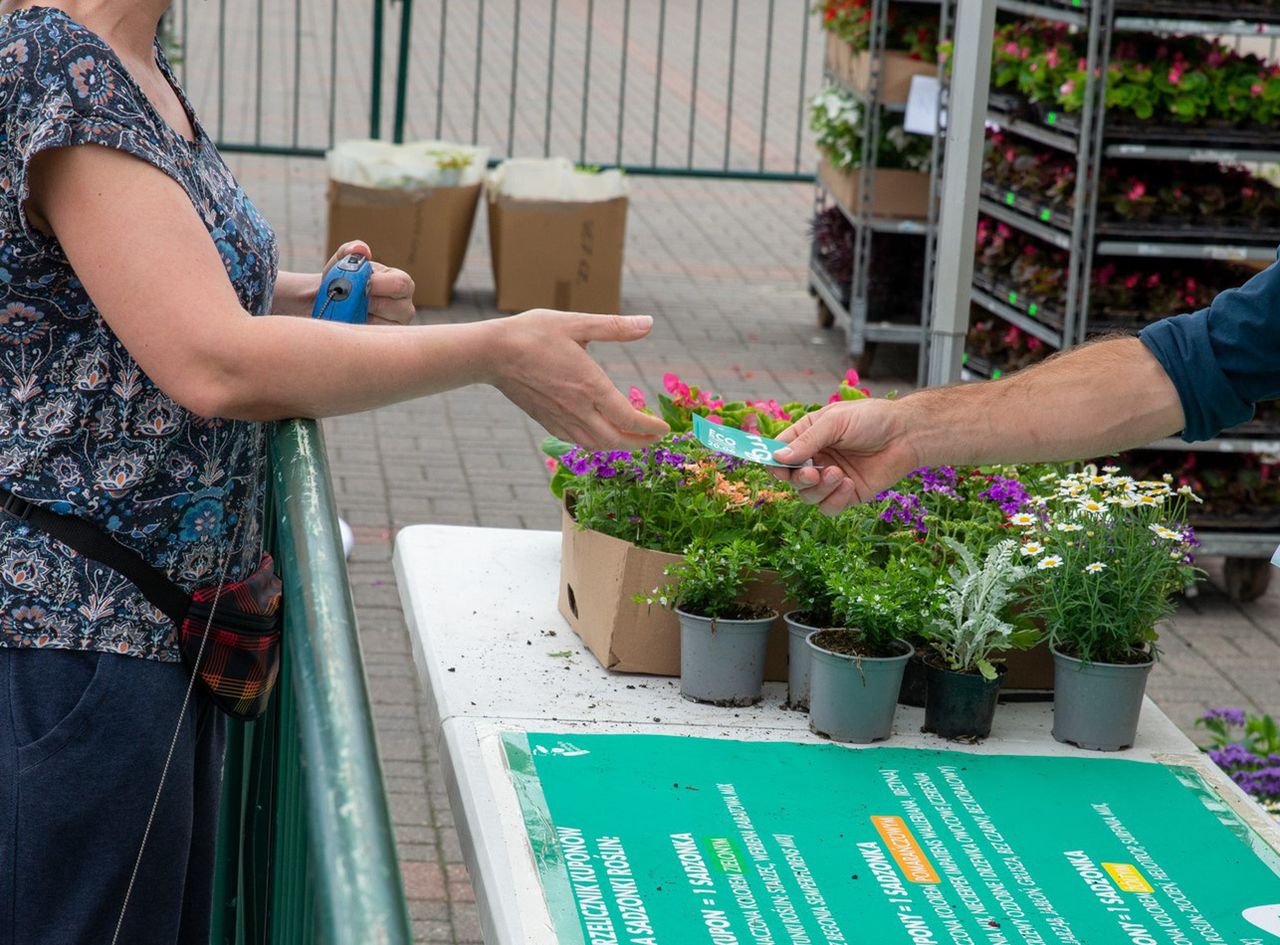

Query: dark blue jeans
<box><xmin>0</xmin><ymin>647</ymin><xmax>225</xmax><ymax>945</ymax></box>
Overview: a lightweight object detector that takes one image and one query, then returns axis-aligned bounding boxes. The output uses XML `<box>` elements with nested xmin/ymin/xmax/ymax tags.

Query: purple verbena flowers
<box><xmin>979</xmin><ymin>475</ymin><xmax>1034</xmax><ymax>516</ymax></box>
<box><xmin>876</xmin><ymin>490</ymin><xmax>928</xmax><ymax>534</ymax></box>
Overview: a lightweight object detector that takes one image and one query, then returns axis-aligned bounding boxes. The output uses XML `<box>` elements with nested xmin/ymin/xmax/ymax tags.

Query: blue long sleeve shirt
<box><xmin>1139</xmin><ymin>252</ymin><xmax>1280</xmax><ymax>442</ymax></box>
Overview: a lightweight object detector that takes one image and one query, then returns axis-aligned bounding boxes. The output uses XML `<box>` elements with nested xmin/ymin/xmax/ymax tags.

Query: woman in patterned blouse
<box><xmin>0</xmin><ymin>2</ymin><xmax>667</xmax><ymax>943</ymax></box>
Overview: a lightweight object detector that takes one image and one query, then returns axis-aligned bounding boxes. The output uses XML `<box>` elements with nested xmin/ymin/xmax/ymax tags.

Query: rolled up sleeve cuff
<box><xmin>1139</xmin><ymin>313</ymin><xmax>1255</xmax><ymax>442</ymax></box>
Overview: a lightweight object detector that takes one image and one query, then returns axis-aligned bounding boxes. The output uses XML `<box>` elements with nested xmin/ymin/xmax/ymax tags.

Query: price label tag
<box><xmin>904</xmin><ymin>75</ymin><xmax>943</xmax><ymax>136</ymax></box>
<box><xmin>692</xmin><ymin>413</ymin><xmax>806</xmax><ymax>468</ymax></box>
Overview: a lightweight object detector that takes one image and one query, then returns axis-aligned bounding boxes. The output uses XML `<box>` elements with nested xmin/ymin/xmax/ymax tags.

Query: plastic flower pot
<box><xmin>897</xmin><ymin>652</ymin><xmax>928</xmax><ymax>708</ymax></box>
<box><xmin>783</xmin><ymin>611</ymin><xmax>824</xmax><ymax>711</ymax></box>
<box><xmin>807</xmin><ymin>629</ymin><xmax>913</xmax><ymax>744</ymax></box>
<box><xmin>923</xmin><ymin>663</ymin><xmax>1007</xmax><ymax>740</ymax></box>
<box><xmin>676</xmin><ymin>606</ymin><xmax>776</xmax><ymax>706</ymax></box>
<box><xmin>1051</xmin><ymin>647</ymin><xmax>1154</xmax><ymax>752</ymax></box>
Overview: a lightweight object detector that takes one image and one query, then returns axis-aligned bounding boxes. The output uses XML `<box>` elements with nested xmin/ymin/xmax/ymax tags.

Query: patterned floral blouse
<box><xmin>0</xmin><ymin>7</ymin><xmax>277</xmax><ymax>661</ymax></box>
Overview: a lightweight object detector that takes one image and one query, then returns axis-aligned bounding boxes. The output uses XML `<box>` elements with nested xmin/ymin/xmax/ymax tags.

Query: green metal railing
<box><xmin>211</xmin><ymin>420</ymin><xmax>412</xmax><ymax>945</ymax></box>
<box><xmin>169</xmin><ymin>0</ymin><xmax>822</xmax><ymax>180</ymax></box>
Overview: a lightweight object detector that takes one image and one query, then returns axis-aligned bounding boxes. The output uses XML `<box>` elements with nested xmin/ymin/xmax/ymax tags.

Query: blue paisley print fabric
<box><xmin>0</xmin><ymin>8</ymin><xmax>277</xmax><ymax>661</ymax></box>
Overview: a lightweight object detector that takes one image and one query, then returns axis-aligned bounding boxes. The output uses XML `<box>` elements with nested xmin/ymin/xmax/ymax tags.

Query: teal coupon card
<box><xmin>692</xmin><ymin>413</ymin><xmax>804</xmax><ymax>468</ymax></box>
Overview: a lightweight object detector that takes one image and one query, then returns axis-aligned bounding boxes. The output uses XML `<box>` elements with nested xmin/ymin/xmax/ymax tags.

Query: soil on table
<box><xmin>811</xmin><ymin>628</ymin><xmax>907</xmax><ymax>660</ymax></box>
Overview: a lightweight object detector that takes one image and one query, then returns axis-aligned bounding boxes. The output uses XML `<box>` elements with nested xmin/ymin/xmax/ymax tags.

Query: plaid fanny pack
<box><xmin>0</xmin><ymin>491</ymin><xmax>282</xmax><ymax>722</ymax></box>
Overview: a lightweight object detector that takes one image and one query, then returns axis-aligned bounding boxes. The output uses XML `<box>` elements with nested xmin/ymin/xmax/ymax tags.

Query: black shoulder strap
<box><xmin>1</xmin><ymin>493</ymin><xmax>191</xmax><ymax>625</ymax></box>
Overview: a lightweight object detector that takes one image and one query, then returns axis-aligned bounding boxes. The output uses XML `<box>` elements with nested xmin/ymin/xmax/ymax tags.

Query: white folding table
<box><xmin>394</xmin><ymin>525</ymin><xmax>1280</xmax><ymax>945</ymax></box>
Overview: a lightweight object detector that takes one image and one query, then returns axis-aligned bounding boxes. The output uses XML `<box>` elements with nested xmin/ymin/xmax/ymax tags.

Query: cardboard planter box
<box><xmin>487</xmin><ymin>191</ymin><xmax>628</xmax><ymax>314</ymax></box>
<box><xmin>326</xmin><ymin>180</ymin><xmax>481</xmax><ymax>309</ymax></box>
<box><xmin>825</xmin><ymin>34</ymin><xmax>937</xmax><ymax>106</ymax></box>
<box><xmin>819</xmin><ymin>158</ymin><xmax>930</xmax><ymax>220</ymax></box>
<box><xmin>557</xmin><ymin>505</ymin><xmax>791</xmax><ymax>681</ymax></box>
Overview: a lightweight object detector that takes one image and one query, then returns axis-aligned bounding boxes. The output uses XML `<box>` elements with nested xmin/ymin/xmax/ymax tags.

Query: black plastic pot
<box><xmin>923</xmin><ymin>663</ymin><xmax>1006</xmax><ymax>740</ymax></box>
<box><xmin>897</xmin><ymin>653</ymin><xmax>928</xmax><ymax>708</ymax></box>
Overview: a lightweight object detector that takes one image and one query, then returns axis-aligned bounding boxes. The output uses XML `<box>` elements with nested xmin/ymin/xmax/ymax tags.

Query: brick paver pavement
<box><xmin>227</xmin><ymin>150</ymin><xmax>1280</xmax><ymax>945</ymax></box>
<box><xmin>181</xmin><ymin>2</ymin><xmax>1278</xmax><ymax>939</ymax></box>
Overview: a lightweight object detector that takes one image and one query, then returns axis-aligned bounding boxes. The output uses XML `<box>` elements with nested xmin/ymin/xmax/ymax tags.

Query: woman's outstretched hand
<box><xmin>492</xmin><ymin>310</ymin><xmax>670</xmax><ymax>450</ymax></box>
<box><xmin>769</xmin><ymin>399</ymin><xmax>921</xmax><ymax>514</ymax></box>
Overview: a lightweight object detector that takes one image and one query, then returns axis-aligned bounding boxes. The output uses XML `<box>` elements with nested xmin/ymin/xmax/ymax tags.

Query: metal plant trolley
<box><xmin>957</xmin><ymin>0</ymin><xmax>1280</xmax><ymax>597</ymax></box>
<box><xmin>394</xmin><ymin>524</ymin><xmax>1280</xmax><ymax>945</ymax></box>
<box><xmin>807</xmin><ymin>0</ymin><xmax>953</xmax><ymax>384</ymax></box>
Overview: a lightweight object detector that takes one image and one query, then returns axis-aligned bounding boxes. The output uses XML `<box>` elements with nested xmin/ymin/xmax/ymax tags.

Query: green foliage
<box><xmin>1023</xmin><ymin>468</ymin><xmax>1202</xmax><ymax>664</ymax></box>
<box><xmin>825</xmin><ymin>545</ymin><xmax>943</xmax><ymax>653</ymax></box>
<box><xmin>925</xmin><ymin>538</ymin><xmax>1038</xmax><ymax>680</ymax></box>
<box><xmin>639</xmin><ymin>539</ymin><xmax>766</xmax><ymax>620</ymax></box>
<box><xmin>809</xmin><ymin>87</ymin><xmax>933</xmax><ymax>173</ymax></box>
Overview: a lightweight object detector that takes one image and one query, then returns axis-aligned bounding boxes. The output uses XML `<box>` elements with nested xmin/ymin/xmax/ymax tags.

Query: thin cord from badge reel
<box><xmin>110</xmin><ymin>426</ymin><xmax>264</xmax><ymax>945</ymax></box>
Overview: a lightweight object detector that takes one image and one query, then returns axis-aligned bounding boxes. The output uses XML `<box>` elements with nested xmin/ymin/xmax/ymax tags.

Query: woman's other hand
<box><xmin>492</xmin><ymin>310</ymin><xmax>670</xmax><ymax>450</ymax></box>
<box><xmin>322</xmin><ymin>240</ymin><xmax>416</xmax><ymax>326</ymax></box>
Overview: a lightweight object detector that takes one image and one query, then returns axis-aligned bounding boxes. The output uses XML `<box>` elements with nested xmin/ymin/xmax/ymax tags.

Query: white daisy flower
<box><xmin>1102</xmin><ymin>465</ymin><xmax>1120</xmax><ymax>474</ymax></box>
<box><xmin>1137</xmin><ymin>494</ymin><xmax>1163</xmax><ymax>506</ymax></box>
<box><xmin>1009</xmin><ymin>513</ymin><xmax>1037</xmax><ymax>527</ymax></box>
<box><xmin>1056</xmin><ymin>522</ymin><xmax>1084</xmax><ymax>532</ymax></box>
<box><xmin>1020</xmin><ymin>543</ymin><xmax>1044</xmax><ymax>556</ymax></box>
<box><xmin>1149</xmin><ymin>524</ymin><xmax>1178</xmax><ymax>540</ymax></box>
<box><xmin>1038</xmin><ymin>556</ymin><xmax>1064</xmax><ymax>570</ymax></box>
<box><xmin>1084</xmin><ymin>562</ymin><xmax>1107</xmax><ymax>574</ymax></box>
<box><xmin>1079</xmin><ymin>499</ymin><xmax>1106</xmax><ymax>514</ymax></box>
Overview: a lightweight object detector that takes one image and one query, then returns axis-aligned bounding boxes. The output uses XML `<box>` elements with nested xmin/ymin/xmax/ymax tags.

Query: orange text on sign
<box><xmin>1103</xmin><ymin>862</ymin><xmax>1154</xmax><ymax>894</ymax></box>
<box><xmin>870</xmin><ymin>816</ymin><xmax>941</xmax><ymax>884</ymax></box>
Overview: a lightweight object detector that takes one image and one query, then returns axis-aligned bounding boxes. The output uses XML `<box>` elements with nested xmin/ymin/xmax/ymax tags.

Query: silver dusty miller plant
<box><xmin>926</xmin><ymin>538</ymin><xmax>1038</xmax><ymax>680</ymax></box>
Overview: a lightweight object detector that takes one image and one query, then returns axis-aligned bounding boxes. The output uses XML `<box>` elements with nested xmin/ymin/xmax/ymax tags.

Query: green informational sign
<box><xmin>692</xmin><ymin>413</ymin><xmax>804</xmax><ymax>468</ymax></box>
<box><xmin>504</xmin><ymin>733</ymin><xmax>1280</xmax><ymax>945</ymax></box>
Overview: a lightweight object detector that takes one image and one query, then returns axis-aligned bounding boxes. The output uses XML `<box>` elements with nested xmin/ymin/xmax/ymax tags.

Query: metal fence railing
<box><xmin>210</xmin><ymin>420</ymin><xmax>411</xmax><ymax>945</ymax></box>
<box><xmin>169</xmin><ymin>0</ymin><xmax>824</xmax><ymax>180</ymax></box>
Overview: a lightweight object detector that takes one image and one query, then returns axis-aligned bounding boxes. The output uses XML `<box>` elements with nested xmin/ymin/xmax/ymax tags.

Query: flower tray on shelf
<box><xmin>1039</xmin><ymin>0</ymin><xmax>1280</xmax><ymax>23</ymax></box>
<box><xmin>972</xmin><ymin>271</ymin><xmax>1067</xmax><ymax>331</ymax></box>
<box><xmin>1045</xmin><ymin>106</ymin><xmax>1280</xmax><ymax>147</ymax></box>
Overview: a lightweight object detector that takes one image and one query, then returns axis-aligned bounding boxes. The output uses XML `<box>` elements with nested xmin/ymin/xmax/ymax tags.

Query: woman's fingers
<box><xmin>325</xmin><ymin>240</ymin><xmax>371</xmax><ymax>272</ymax></box>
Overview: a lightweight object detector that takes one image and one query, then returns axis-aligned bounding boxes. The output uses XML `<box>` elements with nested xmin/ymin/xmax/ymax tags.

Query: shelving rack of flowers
<box><xmin>953</xmin><ymin>0</ymin><xmax>1280</xmax><ymax>597</ymax></box>
<box><xmin>808</xmin><ymin>0</ymin><xmax>952</xmax><ymax>384</ymax></box>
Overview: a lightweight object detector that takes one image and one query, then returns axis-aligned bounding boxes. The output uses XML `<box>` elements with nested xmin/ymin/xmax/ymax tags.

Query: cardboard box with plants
<box><xmin>326</xmin><ymin>139</ymin><xmax>488</xmax><ymax>309</ymax></box>
<box><xmin>810</xmin><ymin>86</ymin><xmax>932</xmax><ymax>220</ymax></box>
<box><xmin>541</xmin><ymin>370</ymin><xmax>1203</xmax><ymax>749</ymax></box>
<box><xmin>487</xmin><ymin>158</ymin><xmax>629</xmax><ymax>314</ymax></box>
<box><xmin>817</xmin><ymin>0</ymin><xmax>941</xmax><ymax>105</ymax></box>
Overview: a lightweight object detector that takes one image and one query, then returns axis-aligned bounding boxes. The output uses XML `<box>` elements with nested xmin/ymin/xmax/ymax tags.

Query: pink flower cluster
<box><xmin>827</xmin><ymin>368</ymin><xmax>872</xmax><ymax>403</ymax></box>
<box><xmin>662</xmin><ymin>372</ymin><xmax>724</xmax><ymax>412</ymax></box>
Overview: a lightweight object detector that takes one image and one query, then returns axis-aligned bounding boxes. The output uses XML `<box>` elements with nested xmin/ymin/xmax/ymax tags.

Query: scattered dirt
<box><xmin>683</xmin><ymin>693</ymin><xmax>762</xmax><ymax>708</ymax></box>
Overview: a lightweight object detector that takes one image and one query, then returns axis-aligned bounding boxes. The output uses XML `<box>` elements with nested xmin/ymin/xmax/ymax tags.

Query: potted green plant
<box><xmin>1026</xmin><ymin>468</ymin><xmax>1202</xmax><ymax>751</ymax></box>
<box><xmin>641</xmin><ymin>539</ymin><xmax>777</xmax><ymax>706</ymax></box>
<box><xmin>922</xmin><ymin>538</ymin><xmax>1038</xmax><ymax>740</ymax></box>
<box><xmin>805</xmin><ymin>551</ymin><xmax>925</xmax><ymax>743</ymax></box>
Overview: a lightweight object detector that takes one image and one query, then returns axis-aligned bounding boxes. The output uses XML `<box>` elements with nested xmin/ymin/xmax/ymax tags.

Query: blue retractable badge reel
<box><xmin>312</xmin><ymin>253</ymin><xmax>373</xmax><ymax>324</ymax></box>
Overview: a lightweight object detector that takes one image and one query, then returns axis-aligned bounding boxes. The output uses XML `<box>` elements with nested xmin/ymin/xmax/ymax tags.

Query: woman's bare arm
<box><xmin>28</xmin><ymin>144</ymin><xmax>667</xmax><ymax>447</ymax></box>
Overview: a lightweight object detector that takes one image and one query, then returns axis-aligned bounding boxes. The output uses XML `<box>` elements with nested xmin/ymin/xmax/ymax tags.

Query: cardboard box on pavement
<box><xmin>487</xmin><ymin>159</ymin><xmax>629</xmax><ymax>314</ymax></box>
<box><xmin>325</xmin><ymin>140</ymin><xmax>486</xmax><ymax>309</ymax></box>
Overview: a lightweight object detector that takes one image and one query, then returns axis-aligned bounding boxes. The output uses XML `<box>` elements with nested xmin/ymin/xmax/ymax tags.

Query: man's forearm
<box><xmin>901</xmin><ymin>337</ymin><xmax>1186</xmax><ymax>467</ymax></box>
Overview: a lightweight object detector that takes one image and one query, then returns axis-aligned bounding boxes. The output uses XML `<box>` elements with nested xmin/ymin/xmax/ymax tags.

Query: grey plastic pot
<box><xmin>807</xmin><ymin>630</ymin><xmax>913</xmax><ymax>744</ymax></box>
<box><xmin>783</xmin><ymin>611</ymin><xmax>824</xmax><ymax>710</ymax></box>
<box><xmin>676</xmin><ymin>606</ymin><xmax>776</xmax><ymax>706</ymax></box>
<box><xmin>1051</xmin><ymin>647</ymin><xmax>1154</xmax><ymax>751</ymax></box>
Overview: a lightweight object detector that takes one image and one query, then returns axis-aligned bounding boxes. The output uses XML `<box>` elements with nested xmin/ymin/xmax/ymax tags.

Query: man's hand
<box><xmin>769</xmin><ymin>400</ymin><xmax>921</xmax><ymax>514</ymax></box>
<box><xmin>322</xmin><ymin>240</ymin><xmax>415</xmax><ymax>326</ymax></box>
<box><xmin>492</xmin><ymin>310</ymin><xmax>671</xmax><ymax>450</ymax></box>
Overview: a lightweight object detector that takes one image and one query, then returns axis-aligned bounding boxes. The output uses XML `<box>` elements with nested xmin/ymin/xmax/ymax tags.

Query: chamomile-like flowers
<box><xmin>1084</xmin><ymin>562</ymin><xmax>1107</xmax><ymax>574</ymax></box>
<box><xmin>1137</xmin><ymin>494</ymin><xmax>1164</xmax><ymax>507</ymax></box>
<box><xmin>1021</xmin><ymin>542</ymin><xmax>1044</xmax><ymax>556</ymax></box>
<box><xmin>1056</xmin><ymin>522</ymin><xmax>1084</xmax><ymax>532</ymax></box>
<box><xmin>1037</xmin><ymin>555</ymin><xmax>1064</xmax><ymax>570</ymax></box>
<box><xmin>1009</xmin><ymin>512</ymin><xmax>1037</xmax><ymax>527</ymax></box>
<box><xmin>1078</xmin><ymin>499</ymin><xmax>1106</xmax><ymax>515</ymax></box>
<box><xmin>1149</xmin><ymin>524</ymin><xmax>1179</xmax><ymax>540</ymax></box>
